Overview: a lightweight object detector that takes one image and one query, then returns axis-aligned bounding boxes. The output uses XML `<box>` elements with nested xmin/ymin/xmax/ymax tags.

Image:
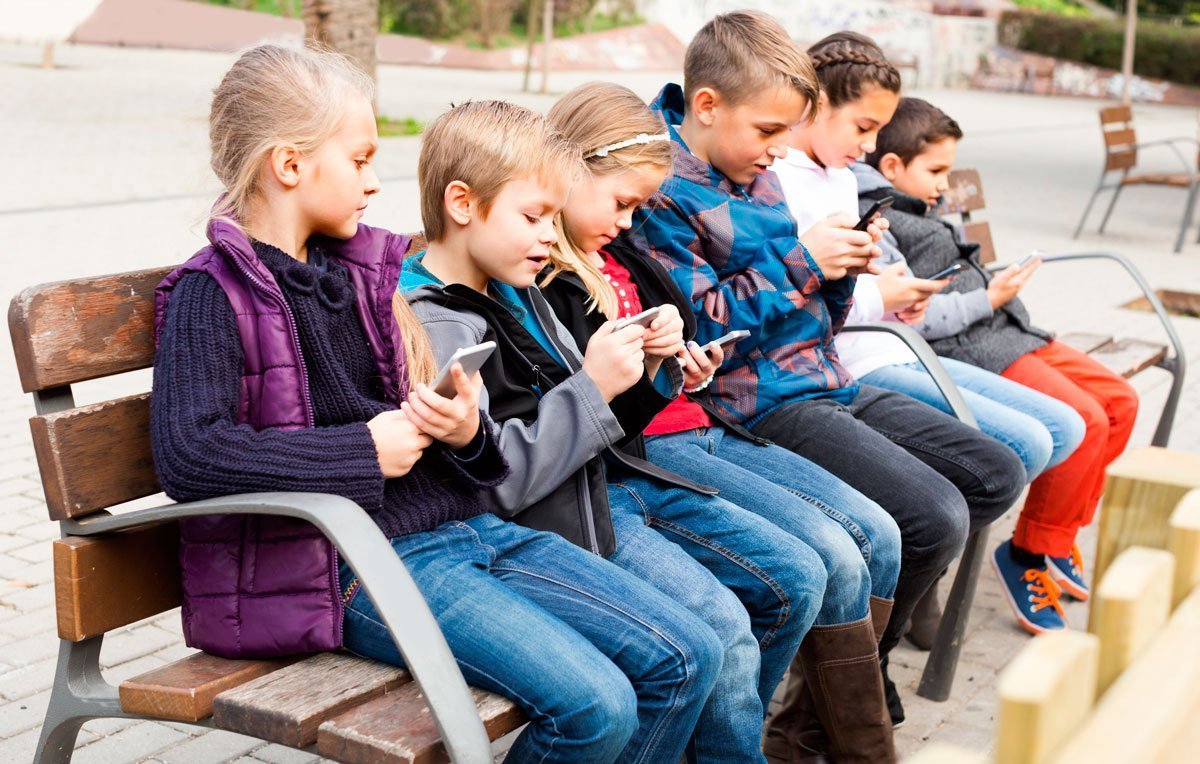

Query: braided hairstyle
<box><xmin>807</xmin><ymin>31</ymin><xmax>901</xmax><ymax>108</ymax></box>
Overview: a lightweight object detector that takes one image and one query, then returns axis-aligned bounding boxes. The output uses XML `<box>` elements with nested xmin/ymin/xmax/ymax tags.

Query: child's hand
<box><xmin>642</xmin><ymin>305</ymin><xmax>686</xmax><ymax>359</ymax></box>
<box><xmin>876</xmin><ymin>262</ymin><xmax>950</xmax><ymax>313</ymax></box>
<box><xmin>987</xmin><ymin>257</ymin><xmax>1041</xmax><ymax>309</ymax></box>
<box><xmin>583</xmin><ymin>321</ymin><xmax>646</xmax><ymax>402</ymax></box>
<box><xmin>801</xmin><ymin>212</ymin><xmax>881</xmax><ymax>280</ymax></box>
<box><xmin>366</xmin><ymin>409</ymin><xmax>434</xmax><ymax>478</ymax></box>
<box><xmin>400</xmin><ymin>364</ymin><xmax>484</xmax><ymax>449</ymax></box>
<box><xmin>896</xmin><ymin>295</ymin><xmax>933</xmax><ymax>325</ymax></box>
<box><xmin>679</xmin><ymin>340</ymin><xmax>722</xmax><ymax>390</ymax></box>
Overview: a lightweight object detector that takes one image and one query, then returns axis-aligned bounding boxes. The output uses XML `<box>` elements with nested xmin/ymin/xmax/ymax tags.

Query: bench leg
<box><xmin>34</xmin><ymin>637</ymin><xmax>135</xmax><ymax>764</ymax></box>
<box><xmin>1073</xmin><ymin>176</ymin><xmax>1106</xmax><ymax>239</ymax></box>
<box><xmin>1175</xmin><ymin>181</ymin><xmax>1199</xmax><ymax>253</ymax></box>
<box><xmin>916</xmin><ymin>525</ymin><xmax>992</xmax><ymax>702</ymax></box>
<box><xmin>1097</xmin><ymin>181</ymin><xmax>1126</xmax><ymax>235</ymax></box>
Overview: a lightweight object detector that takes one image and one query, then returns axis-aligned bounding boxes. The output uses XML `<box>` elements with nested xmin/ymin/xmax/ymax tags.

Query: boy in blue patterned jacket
<box><xmin>629</xmin><ymin>12</ymin><xmax>1027</xmax><ymax>755</ymax></box>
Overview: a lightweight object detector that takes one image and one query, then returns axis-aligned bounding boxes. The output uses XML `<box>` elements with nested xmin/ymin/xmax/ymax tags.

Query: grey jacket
<box><xmin>851</xmin><ymin>162</ymin><xmax>1050</xmax><ymax>374</ymax></box>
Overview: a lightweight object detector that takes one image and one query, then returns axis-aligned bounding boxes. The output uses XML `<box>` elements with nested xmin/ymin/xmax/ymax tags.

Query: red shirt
<box><xmin>599</xmin><ymin>252</ymin><xmax>711</xmax><ymax>437</ymax></box>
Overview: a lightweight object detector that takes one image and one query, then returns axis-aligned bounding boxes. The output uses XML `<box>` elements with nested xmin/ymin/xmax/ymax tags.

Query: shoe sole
<box><xmin>1046</xmin><ymin>558</ymin><xmax>1090</xmax><ymax>601</ymax></box>
<box><xmin>989</xmin><ymin>555</ymin><xmax>1064</xmax><ymax>636</ymax></box>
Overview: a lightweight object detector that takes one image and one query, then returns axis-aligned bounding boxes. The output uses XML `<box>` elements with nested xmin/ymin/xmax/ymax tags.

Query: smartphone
<box><xmin>928</xmin><ymin>263</ymin><xmax>965</xmax><ymax>280</ymax></box>
<box><xmin>854</xmin><ymin>196</ymin><xmax>895</xmax><ymax>232</ymax></box>
<box><xmin>708</xmin><ymin>329</ymin><xmax>751</xmax><ymax>351</ymax></box>
<box><xmin>1017</xmin><ymin>252</ymin><xmax>1040</xmax><ymax>269</ymax></box>
<box><xmin>430</xmin><ymin>341</ymin><xmax>496</xmax><ymax>398</ymax></box>
<box><xmin>613</xmin><ymin>306</ymin><xmax>662</xmax><ymax>331</ymax></box>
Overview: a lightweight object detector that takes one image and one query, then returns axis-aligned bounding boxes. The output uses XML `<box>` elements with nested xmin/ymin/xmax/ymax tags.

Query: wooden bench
<box><xmin>10</xmin><ymin>265</ymin><xmax>526</xmax><ymax>763</ymax></box>
<box><xmin>1072</xmin><ymin>104</ymin><xmax>1199</xmax><ymax>254</ymax></box>
<box><xmin>904</xmin><ymin>478</ymin><xmax>1200</xmax><ymax>764</ymax></box>
<box><xmin>937</xmin><ymin>167</ymin><xmax>1186</xmax><ymax>448</ymax></box>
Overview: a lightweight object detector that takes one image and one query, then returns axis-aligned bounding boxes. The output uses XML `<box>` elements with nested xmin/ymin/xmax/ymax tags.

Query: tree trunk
<box><xmin>521</xmin><ymin>0</ymin><xmax>539</xmax><ymax>92</ymax></box>
<box><xmin>479</xmin><ymin>0</ymin><xmax>493</xmax><ymax>49</ymax></box>
<box><xmin>540</xmin><ymin>0</ymin><xmax>552</xmax><ymax>94</ymax></box>
<box><xmin>302</xmin><ymin>0</ymin><xmax>379</xmax><ymax>91</ymax></box>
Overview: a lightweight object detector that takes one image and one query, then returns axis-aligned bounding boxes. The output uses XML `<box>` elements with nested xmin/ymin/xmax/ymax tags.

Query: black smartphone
<box><xmin>854</xmin><ymin>196</ymin><xmax>895</xmax><ymax>232</ymax></box>
<box><xmin>929</xmin><ymin>263</ymin><xmax>965</xmax><ymax>280</ymax></box>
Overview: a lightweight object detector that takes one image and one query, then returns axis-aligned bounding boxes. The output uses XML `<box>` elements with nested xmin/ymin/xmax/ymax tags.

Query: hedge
<box><xmin>998</xmin><ymin>10</ymin><xmax>1200</xmax><ymax>87</ymax></box>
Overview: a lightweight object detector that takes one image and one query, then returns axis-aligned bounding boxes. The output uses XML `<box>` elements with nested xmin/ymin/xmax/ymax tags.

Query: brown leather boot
<box><xmin>905</xmin><ymin>575</ymin><xmax>942</xmax><ymax>650</ymax></box>
<box><xmin>799</xmin><ymin>615</ymin><xmax>896</xmax><ymax>764</ymax></box>
<box><xmin>762</xmin><ymin>653</ymin><xmax>829</xmax><ymax>764</ymax></box>
<box><xmin>869</xmin><ymin>596</ymin><xmax>894</xmax><ymax>645</ymax></box>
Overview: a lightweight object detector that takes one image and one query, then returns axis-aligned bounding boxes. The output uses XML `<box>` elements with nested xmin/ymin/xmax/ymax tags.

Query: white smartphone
<box><xmin>430</xmin><ymin>341</ymin><xmax>496</xmax><ymax>398</ymax></box>
<box><xmin>613</xmin><ymin>306</ymin><xmax>662</xmax><ymax>331</ymax></box>
<box><xmin>1017</xmin><ymin>250</ymin><xmax>1044</xmax><ymax>269</ymax></box>
<box><xmin>708</xmin><ymin>329</ymin><xmax>751</xmax><ymax>351</ymax></box>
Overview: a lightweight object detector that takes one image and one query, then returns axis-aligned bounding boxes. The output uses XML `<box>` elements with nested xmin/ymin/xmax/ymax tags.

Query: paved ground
<box><xmin>1</xmin><ymin>39</ymin><xmax>1199</xmax><ymax>762</ymax></box>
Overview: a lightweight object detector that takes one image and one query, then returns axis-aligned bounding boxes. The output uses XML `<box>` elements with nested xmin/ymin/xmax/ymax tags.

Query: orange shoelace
<box><xmin>1068</xmin><ymin>544</ymin><xmax>1085</xmax><ymax>577</ymax></box>
<box><xmin>1023</xmin><ymin>568</ymin><xmax>1065</xmax><ymax>616</ymax></box>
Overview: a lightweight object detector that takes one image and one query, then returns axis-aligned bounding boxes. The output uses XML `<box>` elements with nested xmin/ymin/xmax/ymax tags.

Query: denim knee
<box><xmin>907</xmin><ymin>483</ymin><xmax>971</xmax><ymax>572</ymax></box>
<box><xmin>816</xmin><ymin>537</ymin><xmax>871</xmax><ymax>625</ymax></box>
<box><xmin>561</xmin><ymin>672</ymin><xmax>639</xmax><ymax>761</ymax></box>
<box><xmin>1020</xmin><ymin>424</ymin><xmax>1056</xmax><ymax>482</ymax></box>
<box><xmin>853</xmin><ymin>501</ymin><xmax>902</xmax><ymax>598</ymax></box>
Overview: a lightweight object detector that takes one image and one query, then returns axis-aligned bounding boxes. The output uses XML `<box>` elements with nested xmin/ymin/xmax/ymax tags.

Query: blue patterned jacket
<box><xmin>629</xmin><ymin>83</ymin><xmax>859</xmax><ymax>425</ymax></box>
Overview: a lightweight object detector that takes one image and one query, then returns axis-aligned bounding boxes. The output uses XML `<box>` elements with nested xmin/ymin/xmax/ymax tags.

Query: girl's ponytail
<box><xmin>392</xmin><ymin>291</ymin><xmax>438</xmax><ymax>390</ymax></box>
<box><xmin>807</xmin><ymin>31</ymin><xmax>902</xmax><ymax>108</ymax></box>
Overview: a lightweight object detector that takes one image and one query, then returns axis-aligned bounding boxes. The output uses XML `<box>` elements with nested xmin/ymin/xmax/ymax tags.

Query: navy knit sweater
<box><xmin>150</xmin><ymin>241</ymin><xmax>508</xmax><ymax>539</ymax></box>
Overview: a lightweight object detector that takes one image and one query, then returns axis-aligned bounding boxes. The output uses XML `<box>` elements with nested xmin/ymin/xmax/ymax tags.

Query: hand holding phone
<box><xmin>854</xmin><ymin>196</ymin><xmax>895</xmax><ymax>232</ymax></box>
<box><xmin>708</xmin><ymin>329</ymin><xmax>751</xmax><ymax>351</ymax></box>
<box><xmin>928</xmin><ymin>263</ymin><xmax>964</xmax><ymax>281</ymax></box>
<box><xmin>430</xmin><ymin>342</ymin><xmax>496</xmax><ymax>398</ymax></box>
<box><xmin>613</xmin><ymin>306</ymin><xmax>661</xmax><ymax>332</ymax></box>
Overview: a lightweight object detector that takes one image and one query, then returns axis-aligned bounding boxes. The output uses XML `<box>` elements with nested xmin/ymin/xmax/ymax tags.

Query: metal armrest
<box><xmin>63</xmin><ymin>492</ymin><xmax>492</xmax><ymax>764</ymax></box>
<box><xmin>839</xmin><ymin>322</ymin><xmax>979</xmax><ymax>429</ymax></box>
<box><xmin>1037</xmin><ymin>251</ymin><xmax>1186</xmax><ymax>446</ymax></box>
<box><xmin>1133</xmin><ymin>137</ymin><xmax>1200</xmax><ymax>176</ymax></box>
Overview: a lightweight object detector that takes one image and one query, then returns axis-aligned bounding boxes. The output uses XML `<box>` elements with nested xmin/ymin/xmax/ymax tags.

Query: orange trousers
<box><xmin>1001</xmin><ymin>340</ymin><xmax>1139</xmax><ymax>557</ymax></box>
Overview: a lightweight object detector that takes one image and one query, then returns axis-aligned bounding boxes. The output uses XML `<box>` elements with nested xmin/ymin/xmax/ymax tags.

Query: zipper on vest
<box><xmin>577</xmin><ymin>471</ymin><xmax>601</xmax><ymax>555</ymax></box>
<box><xmin>217</xmin><ymin>241</ymin><xmax>316</xmax><ymax>427</ymax></box>
<box><xmin>529</xmin><ymin>364</ymin><xmax>542</xmax><ymax>398</ymax></box>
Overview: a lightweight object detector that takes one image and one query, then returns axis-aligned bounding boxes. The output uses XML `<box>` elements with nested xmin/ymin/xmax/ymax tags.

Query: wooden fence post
<box><xmin>1168</xmin><ymin>489</ymin><xmax>1200</xmax><ymax>607</ymax></box>
<box><xmin>1086</xmin><ymin>547</ymin><xmax>1174</xmax><ymax>696</ymax></box>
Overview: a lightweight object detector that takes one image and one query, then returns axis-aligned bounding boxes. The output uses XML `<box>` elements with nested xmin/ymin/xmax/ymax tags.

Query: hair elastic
<box><xmin>585</xmin><ymin>131</ymin><xmax>670</xmax><ymax>159</ymax></box>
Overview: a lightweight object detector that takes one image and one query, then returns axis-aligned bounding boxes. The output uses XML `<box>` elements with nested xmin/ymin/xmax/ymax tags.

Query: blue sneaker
<box><xmin>991</xmin><ymin>540</ymin><xmax>1066</xmax><ymax>635</ymax></box>
<box><xmin>1046</xmin><ymin>544</ymin><xmax>1090</xmax><ymax>601</ymax></box>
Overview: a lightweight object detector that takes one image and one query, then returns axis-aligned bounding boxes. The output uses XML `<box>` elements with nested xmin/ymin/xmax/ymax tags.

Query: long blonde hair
<box><xmin>543</xmin><ymin>82</ymin><xmax>673</xmax><ymax>319</ymax></box>
<box><xmin>209</xmin><ymin>43</ymin><xmax>435</xmax><ymax>391</ymax></box>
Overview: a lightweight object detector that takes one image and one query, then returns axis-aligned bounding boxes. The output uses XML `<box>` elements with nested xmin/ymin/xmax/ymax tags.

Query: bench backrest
<box><xmin>935</xmin><ymin>168</ymin><xmax>996</xmax><ymax>265</ymax></box>
<box><xmin>10</xmin><ymin>232</ymin><xmax>428</xmax><ymax>643</ymax></box>
<box><xmin>1099</xmin><ymin>105</ymin><xmax>1139</xmax><ymax>173</ymax></box>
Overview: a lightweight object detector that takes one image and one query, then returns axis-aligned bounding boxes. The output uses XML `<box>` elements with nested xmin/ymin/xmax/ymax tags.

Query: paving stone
<box><xmin>0</xmin><ymin>688</ymin><xmax>50</xmax><ymax>738</ymax></box>
<box><xmin>0</xmin><ymin>654</ymin><xmax>56</xmax><ymax>701</ymax></box>
<box><xmin>0</xmin><ymin>604</ymin><xmax>56</xmax><ymax>638</ymax></box>
<box><xmin>71</xmin><ymin>721</ymin><xmax>190</xmax><ymax>763</ymax></box>
<box><xmin>99</xmin><ymin>625</ymin><xmax>183</xmax><ymax>669</ymax></box>
<box><xmin>248</xmin><ymin>743</ymin><xmax>325</xmax><ymax>763</ymax></box>
<box><xmin>145</xmin><ymin>729</ymin><xmax>262</xmax><ymax>764</ymax></box>
<box><xmin>1</xmin><ymin>631</ymin><xmax>60</xmax><ymax>665</ymax></box>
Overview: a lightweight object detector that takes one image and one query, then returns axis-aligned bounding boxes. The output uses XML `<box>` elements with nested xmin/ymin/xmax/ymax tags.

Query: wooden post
<box><xmin>996</xmin><ymin>631</ymin><xmax>1099</xmax><ymax>764</ymax></box>
<box><xmin>1168</xmin><ymin>490</ymin><xmax>1200</xmax><ymax>607</ymax></box>
<box><xmin>1120</xmin><ymin>0</ymin><xmax>1137</xmax><ymax>104</ymax></box>
<box><xmin>1086</xmin><ymin>546</ymin><xmax>1174</xmax><ymax>697</ymax></box>
<box><xmin>1053</xmin><ymin>590</ymin><xmax>1200</xmax><ymax>764</ymax></box>
<box><xmin>540</xmin><ymin>0</ymin><xmax>553</xmax><ymax>95</ymax></box>
<box><xmin>41</xmin><ymin>40</ymin><xmax>54</xmax><ymax>69</ymax></box>
<box><xmin>904</xmin><ymin>742</ymin><xmax>987</xmax><ymax>764</ymax></box>
<box><xmin>1093</xmin><ymin>447</ymin><xmax>1200</xmax><ymax>587</ymax></box>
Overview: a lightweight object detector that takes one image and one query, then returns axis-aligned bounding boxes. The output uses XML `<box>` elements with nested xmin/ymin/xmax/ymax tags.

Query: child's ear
<box><xmin>878</xmin><ymin>152</ymin><xmax>905</xmax><ymax>182</ymax></box>
<box><xmin>268</xmin><ymin>145</ymin><xmax>302</xmax><ymax>189</ymax></box>
<box><xmin>690</xmin><ymin>87</ymin><xmax>719</xmax><ymax>127</ymax></box>
<box><xmin>443</xmin><ymin>180</ymin><xmax>473</xmax><ymax>226</ymax></box>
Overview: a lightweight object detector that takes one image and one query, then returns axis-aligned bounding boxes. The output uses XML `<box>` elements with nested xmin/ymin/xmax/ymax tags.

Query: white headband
<box><xmin>585</xmin><ymin>132</ymin><xmax>671</xmax><ymax>159</ymax></box>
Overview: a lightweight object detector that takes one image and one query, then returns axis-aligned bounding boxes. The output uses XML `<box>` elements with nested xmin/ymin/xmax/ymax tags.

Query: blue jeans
<box><xmin>862</xmin><ymin>357</ymin><xmax>1086</xmax><ymax>481</ymax></box>
<box><xmin>338</xmin><ymin>513</ymin><xmax>722</xmax><ymax>764</ymax></box>
<box><xmin>606</xmin><ymin>477</ymin><xmax>825</xmax><ymax>764</ymax></box>
<box><xmin>645</xmin><ymin>428</ymin><xmax>901</xmax><ymax>622</ymax></box>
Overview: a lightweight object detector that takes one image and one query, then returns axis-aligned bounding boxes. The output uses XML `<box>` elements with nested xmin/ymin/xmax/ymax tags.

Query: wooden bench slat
<box><xmin>1105</xmin><ymin>150</ymin><xmax>1138</xmax><ymax>172</ymax></box>
<box><xmin>960</xmin><ymin>221</ymin><xmax>996</xmax><ymax>265</ymax></box>
<box><xmin>120</xmin><ymin>652</ymin><xmax>297</xmax><ymax>722</ymax></box>
<box><xmin>317</xmin><ymin>682</ymin><xmax>525</xmax><ymax>764</ymax></box>
<box><xmin>938</xmin><ymin>168</ymin><xmax>986</xmax><ymax>214</ymax></box>
<box><xmin>1103</xmin><ymin>128</ymin><xmax>1137</xmax><ymax>148</ymax></box>
<box><xmin>1086</xmin><ymin>338</ymin><xmax>1167</xmax><ymax>379</ymax></box>
<box><xmin>213</xmin><ymin>652</ymin><xmax>410</xmax><ymax>748</ymax></box>
<box><xmin>31</xmin><ymin>393</ymin><xmax>158</xmax><ymax>520</ymax></box>
<box><xmin>8</xmin><ymin>267</ymin><xmax>171</xmax><ymax>393</ymax></box>
<box><xmin>1057</xmin><ymin>332</ymin><xmax>1114</xmax><ymax>355</ymax></box>
<box><xmin>54</xmin><ymin>521</ymin><xmax>181</xmax><ymax>641</ymax></box>
<box><xmin>1168</xmin><ymin>490</ymin><xmax>1200</xmax><ymax>607</ymax></box>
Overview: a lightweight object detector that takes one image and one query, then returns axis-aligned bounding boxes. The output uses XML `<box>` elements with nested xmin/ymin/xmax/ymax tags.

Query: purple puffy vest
<box><xmin>154</xmin><ymin>217</ymin><xmax>412</xmax><ymax>658</ymax></box>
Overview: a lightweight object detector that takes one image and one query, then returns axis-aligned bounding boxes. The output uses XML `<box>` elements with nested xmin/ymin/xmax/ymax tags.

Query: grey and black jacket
<box><xmin>404</xmin><ymin>279</ymin><xmax>714</xmax><ymax>558</ymax></box>
<box><xmin>852</xmin><ymin>162</ymin><xmax>1050</xmax><ymax>375</ymax></box>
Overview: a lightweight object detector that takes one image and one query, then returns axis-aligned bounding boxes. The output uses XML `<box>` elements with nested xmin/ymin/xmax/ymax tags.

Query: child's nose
<box><xmin>364</xmin><ymin>166</ymin><xmax>381</xmax><ymax>194</ymax></box>
<box><xmin>617</xmin><ymin>212</ymin><xmax>633</xmax><ymax>230</ymax></box>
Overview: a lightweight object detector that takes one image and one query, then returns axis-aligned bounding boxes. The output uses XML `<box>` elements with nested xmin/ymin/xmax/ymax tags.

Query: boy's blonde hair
<box><xmin>543</xmin><ymin>82</ymin><xmax>672</xmax><ymax>319</ymax></box>
<box><xmin>683</xmin><ymin>10</ymin><xmax>818</xmax><ymax>119</ymax></box>
<box><xmin>209</xmin><ymin>43</ymin><xmax>435</xmax><ymax>392</ymax></box>
<box><xmin>418</xmin><ymin>100</ymin><xmax>582</xmax><ymax>242</ymax></box>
